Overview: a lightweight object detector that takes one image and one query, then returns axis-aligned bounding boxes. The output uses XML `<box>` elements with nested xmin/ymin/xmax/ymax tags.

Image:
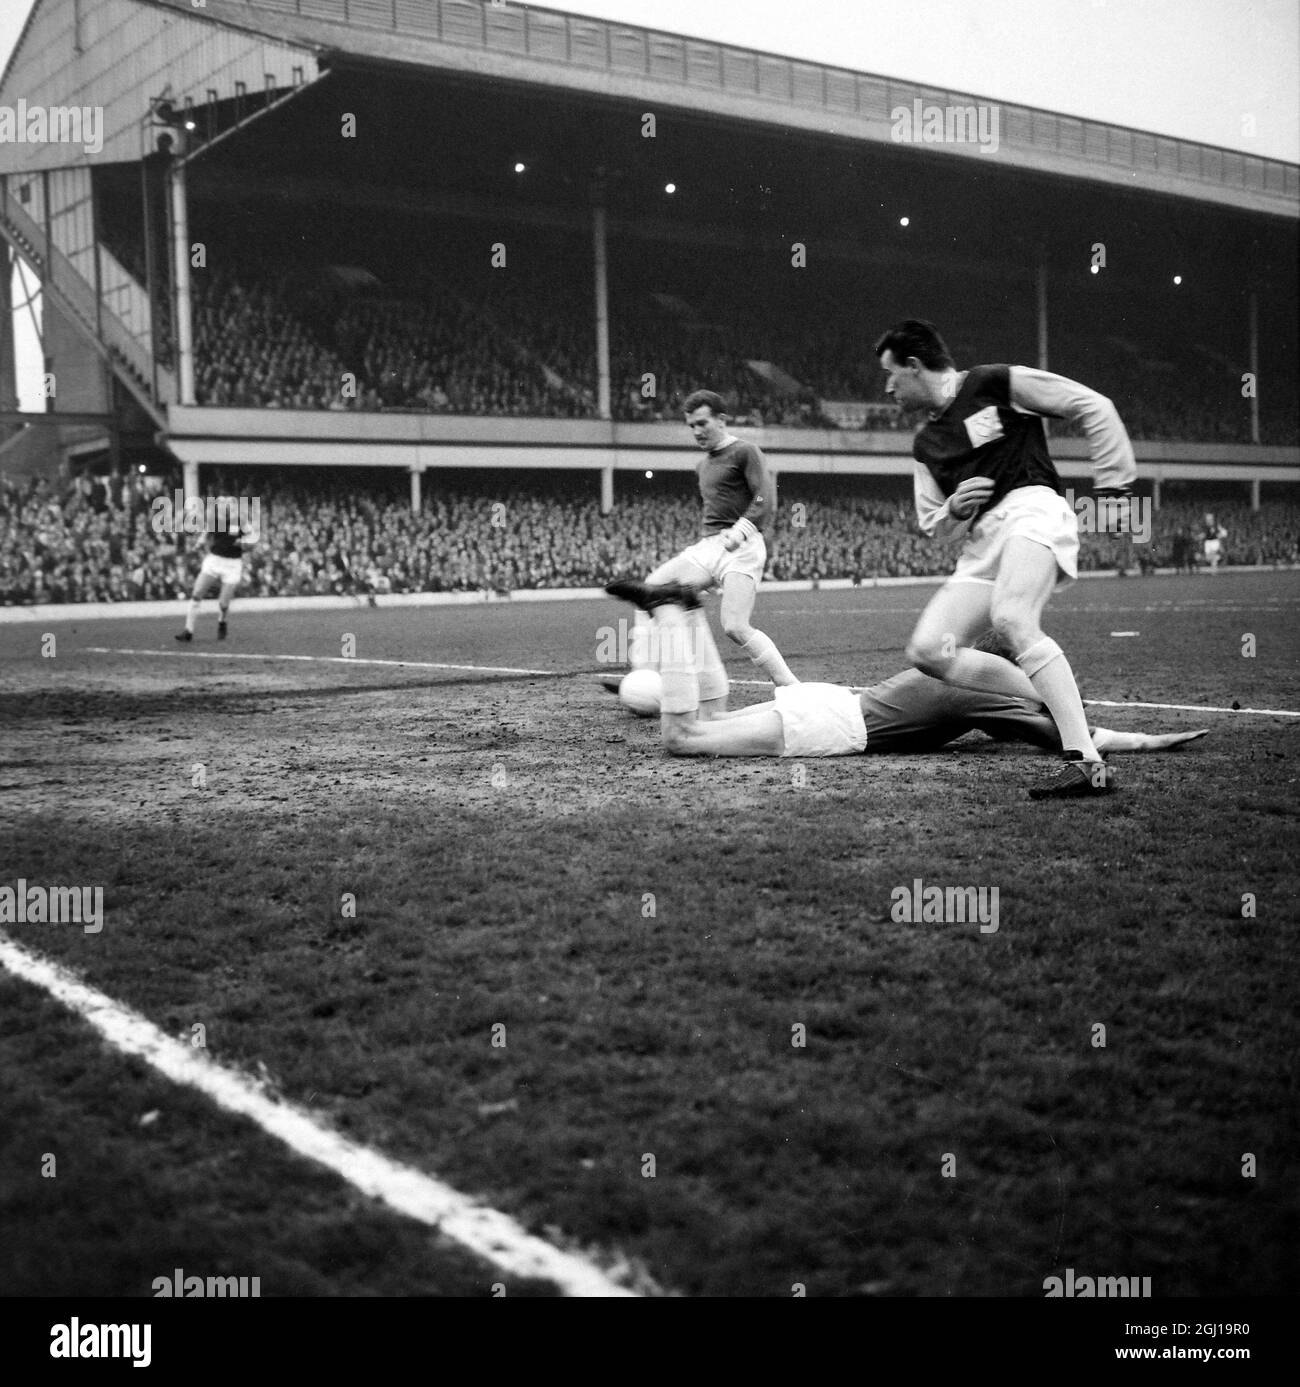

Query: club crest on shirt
<box><xmin>963</xmin><ymin>405</ymin><xmax>1004</xmax><ymax>449</ymax></box>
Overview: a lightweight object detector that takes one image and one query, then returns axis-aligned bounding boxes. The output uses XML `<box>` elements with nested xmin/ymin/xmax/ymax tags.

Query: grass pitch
<box><xmin>1</xmin><ymin>572</ymin><xmax>1298</xmax><ymax>1297</ymax></box>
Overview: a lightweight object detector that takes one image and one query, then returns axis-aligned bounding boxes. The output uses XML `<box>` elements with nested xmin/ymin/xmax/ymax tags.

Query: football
<box><xmin>618</xmin><ymin>668</ymin><xmax>663</xmax><ymax>717</ymax></box>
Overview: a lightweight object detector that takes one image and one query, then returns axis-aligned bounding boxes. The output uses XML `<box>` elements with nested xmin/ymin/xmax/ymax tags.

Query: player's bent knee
<box><xmin>907</xmin><ymin>640</ymin><xmax>948</xmax><ymax>677</ymax></box>
<box><xmin>991</xmin><ymin>611</ymin><xmax>1040</xmax><ymax>652</ymax></box>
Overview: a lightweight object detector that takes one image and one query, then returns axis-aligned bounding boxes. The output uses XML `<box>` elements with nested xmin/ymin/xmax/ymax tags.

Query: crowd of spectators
<box><xmin>187</xmin><ymin>252</ymin><xmax>863</xmax><ymax>425</ymax></box>
<box><xmin>0</xmin><ymin>473</ymin><xmax>191</xmax><ymax>605</ymax></box>
<box><xmin>194</xmin><ymin>267</ymin><xmax>591</xmax><ymax>417</ymax></box>
<box><xmin>176</xmin><ymin>232</ymin><xmax>1297</xmax><ymax>442</ymax></box>
<box><xmin>94</xmin><ymin>204</ymin><xmax>1298</xmax><ymax>444</ymax></box>
<box><xmin>192</xmin><ymin>271</ymin><xmax>353</xmax><ymax>411</ymax></box>
<box><xmin>3</xmin><ymin>470</ymin><xmax>1297</xmax><ymax>606</ymax></box>
<box><xmin>1118</xmin><ymin>497</ymin><xmax>1300</xmax><ymax>570</ymax></box>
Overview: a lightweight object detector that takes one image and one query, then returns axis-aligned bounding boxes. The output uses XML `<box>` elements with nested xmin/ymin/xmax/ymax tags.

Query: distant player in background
<box><xmin>1171</xmin><ymin>527</ymin><xmax>1196</xmax><ymax>575</ymax></box>
<box><xmin>175</xmin><ymin>500</ymin><xmax>258</xmax><ymax>642</ymax></box>
<box><xmin>1201</xmin><ymin>512</ymin><xmax>1228</xmax><ymax>572</ymax></box>
<box><xmin>606</xmin><ymin>389</ymin><xmax>797</xmax><ymax>716</ymax></box>
<box><xmin>874</xmin><ymin>319</ymin><xmax>1137</xmax><ymax>800</ymax></box>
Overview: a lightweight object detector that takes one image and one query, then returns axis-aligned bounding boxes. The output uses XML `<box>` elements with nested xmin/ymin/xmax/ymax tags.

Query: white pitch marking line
<box><xmin>1080</xmin><ymin>699</ymin><xmax>1300</xmax><ymax>718</ymax></box>
<box><xmin>768</xmin><ymin>604</ymin><xmax>1296</xmax><ymax>616</ymax></box>
<box><xmin>85</xmin><ymin>648</ymin><xmax>555</xmax><ymax>677</ymax></box>
<box><xmin>729</xmin><ymin>678</ymin><xmax>1300</xmax><ymax>716</ymax></box>
<box><xmin>0</xmin><ymin>933</ymin><xmax>637</xmax><ymax>1298</ymax></box>
<box><xmin>86</xmin><ymin>648</ymin><xmax>1300</xmax><ymax>717</ymax></box>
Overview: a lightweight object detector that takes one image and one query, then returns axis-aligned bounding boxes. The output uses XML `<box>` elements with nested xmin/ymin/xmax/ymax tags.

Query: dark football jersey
<box><xmin>913</xmin><ymin>364</ymin><xmax>1064</xmax><ymax>519</ymax></box>
<box><xmin>209</xmin><ymin>526</ymin><xmax>246</xmax><ymax>559</ymax></box>
<box><xmin>698</xmin><ymin>439</ymin><xmax>776</xmax><ymax>535</ymax></box>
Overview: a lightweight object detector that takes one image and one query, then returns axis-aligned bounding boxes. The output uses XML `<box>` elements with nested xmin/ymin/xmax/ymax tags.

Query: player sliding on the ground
<box><xmin>873</xmin><ymin>319</ymin><xmax>1138</xmax><ymax>800</ymax></box>
<box><xmin>606</xmin><ymin>582</ymin><xmax>1206</xmax><ymax>760</ymax></box>
<box><xmin>606</xmin><ymin>388</ymin><xmax>796</xmax><ymax>717</ymax></box>
<box><xmin>175</xmin><ymin>499</ymin><xmax>258</xmax><ymax>643</ymax></box>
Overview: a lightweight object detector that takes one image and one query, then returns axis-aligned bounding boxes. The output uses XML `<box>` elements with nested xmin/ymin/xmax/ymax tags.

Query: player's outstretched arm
<box><xmin>661</xmin><ymin>704</ymin><xmax>785</xmax><ymax>757</ymax></box>
<box><xmin>1008</xmin><ymin>366</ymin><xmax>1137</xmax><ymax>493</ymax></box>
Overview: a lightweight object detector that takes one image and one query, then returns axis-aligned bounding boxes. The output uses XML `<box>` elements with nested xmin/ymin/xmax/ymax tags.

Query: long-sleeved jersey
<box><xmin>209</xmin><ymin>523</ymin><xmax>254</xmax><ymax>559</ymax></box>
<box><xmin>698</xmin><ymin>439</ymin><xmax>777</xmax><ymax>536</ymax></box>
<box><xmin>912</xmin><ymin>364</ymin><xmax>1137</xmax><ymax>541</ymax></box>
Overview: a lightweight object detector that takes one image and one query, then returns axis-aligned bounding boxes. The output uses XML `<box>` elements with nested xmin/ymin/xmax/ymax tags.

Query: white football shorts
<box><xmin>774</xmin><ymin>682</ymin><xmax>868</xmax><ymax>758</ymax></box>
<box><xmin>950</xmin><ymin>484</ymin><xmax>1079</xmax><ymax>586</ymax></box>
<box><xmin>198</xmin><ymin>554</ymin><xmax>244</xmax><ymax>586</ymax></box>
<box><xmin>648</xmin><ymin>531</ymin><xmax>767</xmax><ymax>590</ymax></box>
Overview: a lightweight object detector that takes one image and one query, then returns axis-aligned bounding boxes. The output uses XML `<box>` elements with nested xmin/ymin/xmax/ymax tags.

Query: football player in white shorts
<box><xmin>606</xmin><ymin>388</ymin><xmax>797</xmax><ymax>717</ymax></box>
<box><xmin>1201</xmin><ymin>513</ymin><xmax>1228</xmax><ymax>572</ymax></box>
<box><xmin>874</xmin><ymin>320</ymin><xmax>1138</xmax><ymax>800</ymax></box>
<box><xmin>176</xmin><ymin>501</ymin><xmax>258</xmax><ymax>642</ymax></box>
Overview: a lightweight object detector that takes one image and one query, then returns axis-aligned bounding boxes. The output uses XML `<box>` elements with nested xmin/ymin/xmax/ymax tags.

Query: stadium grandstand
<box><xmin>0</xmin><ymin>0</ymin><xmax>1297</xmax><ymax>603</ymax></box>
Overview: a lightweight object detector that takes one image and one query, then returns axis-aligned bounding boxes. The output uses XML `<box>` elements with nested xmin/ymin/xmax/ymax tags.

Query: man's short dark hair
<box><xmin>872</xmin><ymin>320</ymin><xmax>955</xmax><ymax>371</ymax></box>
<box><xmin>684</xmin><ymin>389</ymin><xmax>727</xmax><ymax>417</ymax></box>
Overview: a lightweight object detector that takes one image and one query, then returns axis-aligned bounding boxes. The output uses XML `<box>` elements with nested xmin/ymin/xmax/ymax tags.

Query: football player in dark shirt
<box><xmin>175</xmin><ymin>499</ymin><xmax>258</xmax><ymax>643</ymax></box>
<box><xmin>606</xmin><ymin>389</ymin><xmax>797</xmax><ymax>717</ymax></box>
<box><xmin>1201</xmin><ymin>513</ymin><xmax>1228</xmax><ymax>571</ymax></box>
<box><xmin>873</xmin><ymin>320</ymin><xmax>1137</xmax><ymax>799</ymax></box>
